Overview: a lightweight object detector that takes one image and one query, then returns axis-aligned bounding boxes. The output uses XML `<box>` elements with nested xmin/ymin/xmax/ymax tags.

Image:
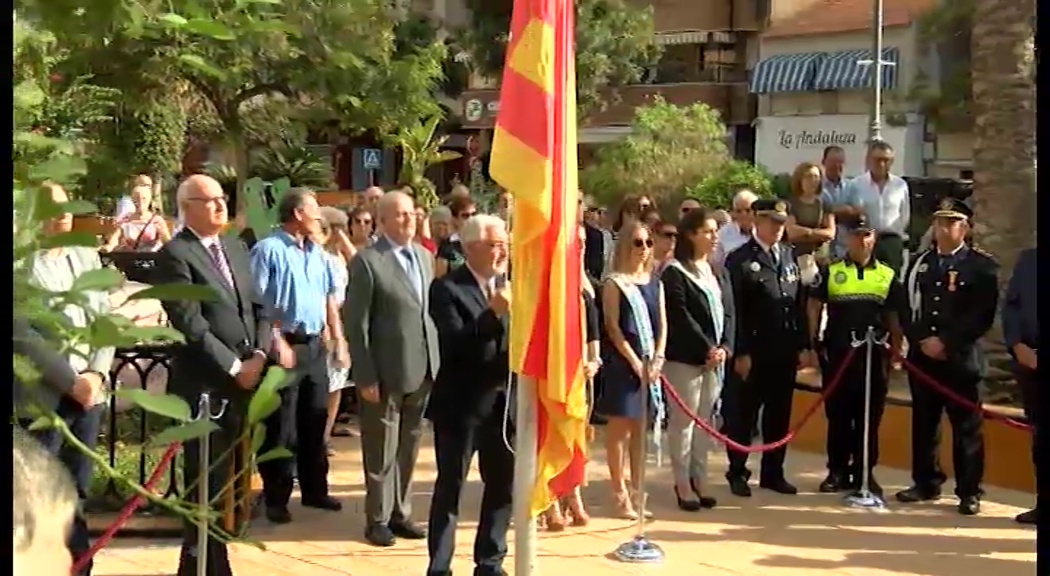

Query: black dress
<box><xmin>436</xmin><ymin>237</ymin><xmax>465</xmax><ymax>271</ymax></box>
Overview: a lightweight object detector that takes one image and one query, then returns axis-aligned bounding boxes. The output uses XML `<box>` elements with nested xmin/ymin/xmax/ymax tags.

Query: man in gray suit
<box><xmin>346</xmin><ymin>190</ymin><xmax>441</xmax><ymax>547</ymax></box>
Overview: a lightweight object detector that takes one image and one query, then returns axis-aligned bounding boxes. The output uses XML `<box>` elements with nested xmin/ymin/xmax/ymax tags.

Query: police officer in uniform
<box><xmin>724</xmin><ymin>198</ymin><xmax>814</xmax><ymax>497</ymax></box>
<box><xmin>897</xmin><ymin>197</ymin><xmax>999</xmax><ymax>515</ymax></box>
<box><xmin>806</xmin><ymin>215</ymin><xmax>905</xmax><ymax>496</ymax></box>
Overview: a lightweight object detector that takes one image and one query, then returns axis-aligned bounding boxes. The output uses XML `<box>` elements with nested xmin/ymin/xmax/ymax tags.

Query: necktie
<box><xmin>207</xmin><ymin>241</ymin><xmax>235</xmax><ymax>289</ymax></box>
<box><xmin>401</xmin><ymin>247</ymin><xmax>422</xmax><ymax>298</ymax></box>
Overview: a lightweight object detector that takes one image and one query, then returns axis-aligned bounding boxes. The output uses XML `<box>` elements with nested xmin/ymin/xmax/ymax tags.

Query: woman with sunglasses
<box><xmin>651</xmin><ymin>218</ymin><xmax>678</xmax><ymax>276</ymax></box>
<box><xmin>660</xmin><ymin>207</ymin><xmax>735</xmax><ymax>511</ymax></box>
<box><xmin>595</xmin><ymin>220</ymin><xmax>667</xmax><ymax>520</ymax></box>
<box><xmin>435</xmin><ymin>196</ymin><xmax>477</xmax><ymax>278</ymax></box>
<box><xmin>345</xmin><ymin>205</ymin><xmax>375</xmax><ymax>258</ymax></box>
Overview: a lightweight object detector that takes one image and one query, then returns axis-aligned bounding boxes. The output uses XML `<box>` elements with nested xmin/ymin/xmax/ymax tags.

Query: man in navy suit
<box><xmin>1002</xmin><ymin>246</ymin><xmax>1038</xmax><ymax>524</ymax></box>
<box><xmin>425</xmin><ymin>214</ymin><xmax>513</xmax><ymax>576</ymax></box>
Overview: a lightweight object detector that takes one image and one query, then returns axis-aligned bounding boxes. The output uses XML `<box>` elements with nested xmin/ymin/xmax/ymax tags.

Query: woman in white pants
<box><xmin>660</xmin><ymin>207</ymin><xmax>735</xmax><ymax>511</ymax></box>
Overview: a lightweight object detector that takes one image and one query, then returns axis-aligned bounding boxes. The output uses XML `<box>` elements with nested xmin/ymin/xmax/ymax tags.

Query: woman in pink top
<box><xmin>103</xmin><ymin>184</ymin><xmax>171</xmax><ymax>252</ymax></box>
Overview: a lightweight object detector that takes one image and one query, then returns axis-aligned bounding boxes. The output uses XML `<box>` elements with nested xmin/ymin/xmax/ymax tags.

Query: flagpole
<box><xmin>512</xmin><ymin>375</ymin><xmax>538</xmax><ymax>575</ymax></box>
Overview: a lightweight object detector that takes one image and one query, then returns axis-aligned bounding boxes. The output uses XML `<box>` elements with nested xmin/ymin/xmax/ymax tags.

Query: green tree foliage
<box><xmin>459</xmin><ymin>0</ymin><xmax>661</xmax><ymax>117</ymax></box>
<box><xmin>687</xmin><ymin>160</ymin><xmax>774</xmax><ymax>209</ymax></box>
<box><xmin>580</xmin><ymin>98</ymin><xmax>742</xmax><ymax>205</ymax></box>
<box><xmin>390</xmin><ymin>114</ymin><xmax>464</xmax><ymax>209</ymax></box>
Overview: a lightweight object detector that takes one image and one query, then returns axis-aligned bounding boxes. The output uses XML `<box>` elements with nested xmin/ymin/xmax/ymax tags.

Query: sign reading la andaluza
<box><xmin>777</xmin><ymin>129</ymin><xmax>858</xmax><ymax>150</ymax></box>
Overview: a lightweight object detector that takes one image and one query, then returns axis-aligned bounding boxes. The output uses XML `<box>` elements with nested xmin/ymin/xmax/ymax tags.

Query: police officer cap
<box><xmin>752</xmin><ymin>198</ymin><xmax>789</xmax><ymax>223</ymax></box>
<box><xmin>842</xmin><ymin>214</ymin><xmax>875</xmax><ymax>234</ymax></box>
<box><xmin>932</xmin><ymin>197</ymin><xmax>973</xmax><ymax>220</ymax></box>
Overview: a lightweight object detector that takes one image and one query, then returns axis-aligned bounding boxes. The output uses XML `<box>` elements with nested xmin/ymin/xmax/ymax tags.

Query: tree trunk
<box><xmin>970</xmin><ymin>0</ymin><xmax>1037</xmax><ymax>279</ymax></box>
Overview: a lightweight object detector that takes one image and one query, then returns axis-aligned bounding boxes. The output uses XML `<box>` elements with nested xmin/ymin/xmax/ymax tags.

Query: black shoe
<box><xmin>895</xmin><ymin>485</ymin><xmax>941</xmax><ymax>503</ymax></box>
<box><xmin>727</xmin><ymin>476</ymin><xmax>751</xmax><ymax>497</ymax></box>
<box><xmin>365</xmin><ymin>524</ymin><xmax>396</xmax><ymax>547</ymax></box>
<box><xmin>302</xmin><ymin>495</ymin><xmax>343</xmax><ymax>511</ymax></box>
<box><xmin>957</xmin><ymin>496</ymin><xmax>981</xmax><ymax>516</ymax></box>
<box><xmin>675</xmin><ymin>486</ymin><xmax>702</xmax><ymax>512</ymax></box>
<box><xmin>266</xmin><ymin>506</ymin><xmax>293</xmax><ymax>524</ymax></box>
<box><xmin>689</xmin><ymin>478</ymin><xmax>717</xmax><ymax>508</ymax></box>
<box><xmin>818</xmin><ymin>473</ymin><xmax>849</xmax><ymax>493</ymax></box>
<box><xmin>759</xmin><ymin>478</ymin><xmax>799</xmax><ymax>495</ymax></box>
<box><xmin>390</xmin><ymin>519</ymin><xmax>427</xmax><ymax>539</ymax></box>
<box><xmin>1015</xmin><ymin>508</ymin><xmax>1038</xmax><ymax>525</ymax></box>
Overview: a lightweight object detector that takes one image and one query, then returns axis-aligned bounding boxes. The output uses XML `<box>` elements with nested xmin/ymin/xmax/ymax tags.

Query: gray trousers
<box><xmin>663</xmin><ymin>361</ymin><xmax>722</xmax><ymax>485</ymax></box>
<box><xmin>359</xmin><ymin>382</ymin><xmax>431</xmax><ymax>526</ymax></box>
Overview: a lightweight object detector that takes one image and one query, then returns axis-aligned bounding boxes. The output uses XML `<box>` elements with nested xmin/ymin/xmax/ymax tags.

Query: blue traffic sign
<box><xmin>362</xmin><ymin>148</ymin><xmax>383</xmax><ymax>170</ymax></box>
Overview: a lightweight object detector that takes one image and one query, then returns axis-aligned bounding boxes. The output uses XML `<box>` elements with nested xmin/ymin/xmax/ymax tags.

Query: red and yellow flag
<box><xmin>489</xmin><ymin>0</ymin><xmax>587</xmax><ymax>515</ymax></box>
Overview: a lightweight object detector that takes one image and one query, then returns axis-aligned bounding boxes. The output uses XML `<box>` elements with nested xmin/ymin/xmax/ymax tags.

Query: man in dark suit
<box><xmin>425</xmin><ymin>214</ymin><xmax>514</xmax><ymax>576</ymax></box>
<box><xmin>1002</xmin><ymin>246</ymin><xmax>1038</xmax><ymax>524</ymax></box>
<box><xmin>581</xmin><ymin>197</ymin><xmax>608</xmax><ymax>280</ymax></box>
<box><xmin>156</xmin><ymin>174</ymin><xmax>291</xmax><ymax>576</ymax></box>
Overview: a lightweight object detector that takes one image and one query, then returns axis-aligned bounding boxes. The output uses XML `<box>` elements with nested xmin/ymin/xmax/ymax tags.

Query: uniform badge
<box><xmin>939</xmin><ymin>198</ymin><xmax>954</xmax><ymax>211</ymax></box>
<box><xmin>784</xmin><ymin>268</ymin><xmax>797</xmax><ymax>284</ymax></box>
<box><xmin>918</xmin><ymin>263</ymin><xmax>928</xmax><ymax>273</ymax></box>
<box><xmin>947</xmin><ymin>270</ymin><xmax>959</xmax><ymax>292</ymax></box>
<box><xmin>774</xmin><ymin>201</ymin><xmax>787</xmax><ymax>213</ymax></box>
<box><xmin>833</xmin><ymin>271</ymin><xmax>848</xmax><ymax>284</ymax></box>
<box><xmin>749</xmin><ymin>261</ymin><xmax>761</xmax><ymax>272</ymax></box>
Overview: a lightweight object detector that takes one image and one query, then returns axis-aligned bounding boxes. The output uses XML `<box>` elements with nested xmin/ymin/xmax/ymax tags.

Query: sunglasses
<box><xmin>458</xmin><ymin>211</ymin><xmax>477</xmax><ymax>219</ymax></box>
<box><xmin>658</xmin><ymin>230</ymin><xmax>678</xmax><ymax>239</ymax></box>
<box><xmin>354</xmin><ymin>218</ymin><xmax>373</xmax><ymax>226</ymax></box>
<box><xmin>632</xmin><ymin>238</ymin><xmax>654</xmax><ymax>248</ymax></box>
<box><xmin>638</xmin><ymin>203</ymin><xmax>652</xmax><ymax>210</ymax></box>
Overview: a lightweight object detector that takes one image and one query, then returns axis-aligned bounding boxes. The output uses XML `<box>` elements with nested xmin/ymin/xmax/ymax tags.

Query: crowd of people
<box><xmin>12</xmin><ymin>139</ymin><xmax>1039</xmax><ymax>576</ymax></box>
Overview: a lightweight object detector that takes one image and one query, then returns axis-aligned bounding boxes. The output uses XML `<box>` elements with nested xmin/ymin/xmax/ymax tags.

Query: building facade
<box><xmin>457</xmin><ymin>0</ymin><xmax>771</xmax><ymax>161</ymax></box>
<box><xmin>748</xmin><ymin>0</ymin><xmax>934</xmax><ymax>177</ymax></box>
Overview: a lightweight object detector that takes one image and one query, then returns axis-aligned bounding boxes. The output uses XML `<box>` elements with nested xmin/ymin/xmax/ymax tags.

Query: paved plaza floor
<box><xmin>93</xmin><ymin>432</ymin><xmax>1036</xmax><ymax>576</ymax></box>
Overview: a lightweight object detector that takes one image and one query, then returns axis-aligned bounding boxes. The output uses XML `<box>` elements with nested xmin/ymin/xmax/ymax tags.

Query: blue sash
<box><xmin>609</xmin><ymin>274</ymin><xmax>665</xmax><ymax>465</ymax></box>
<box><xmin>665</xmin><ymin>259</ymin><xmax>726</xmax><ymax>422</ymax></box>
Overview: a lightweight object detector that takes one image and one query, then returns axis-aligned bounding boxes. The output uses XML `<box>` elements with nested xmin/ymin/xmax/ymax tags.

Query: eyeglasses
<box><xmin>458</xmin><ymin>211</ymin><xmax>477</xmax><ymax>219</ymax></box>
<box><xmin>632</xmin><ymin>238</ymin><xmax>654</xmax><ymax>248</ymax></box>
<box><xmin>186</xmin><ymin>194</ymin><xmax>229</xmax><ymax>206</ymax></box>
<box><xmin>658</xmin><ymin>230</ymin><xmax>678</xmax><ymax>239</ymax></box>
<box><xmin>732</xmin><ymin>207</ymin><xmax>753</xmax><ymax>214</ymax></box>
<box><xmin>354</xmin><ymin>218</ymin><xmax>373</xmax><ymax>226</ymax></box>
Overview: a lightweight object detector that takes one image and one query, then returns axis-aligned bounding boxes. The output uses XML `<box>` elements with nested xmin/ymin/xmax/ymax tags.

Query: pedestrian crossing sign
<box><xmin>363</xmin><ymin>148</ymin><xmax>382</xmax><ymax>170</ymax></box>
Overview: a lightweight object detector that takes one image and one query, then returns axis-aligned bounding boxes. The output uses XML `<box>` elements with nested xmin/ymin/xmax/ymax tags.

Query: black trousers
<box><xmin>1017</xmin><ymin>367</ymin><xmax>1039</xmax><ymax>489</ymax></box>
<box><xmin>426</xmin><ymin>394</ymin><xmax>514</xmax><ymax>576</ymax></box>
<box><xmin>907</xmin><ymin>353</ymin><xmax>985</xmax><ymax>498</ymax></box>
<box><xmin>19</xmin><ymin>399</ymin><xmax>102</xmax><ymax>576</ymax></box>
<box><xmin>822</xmin><ymin>346</ymin><xmax>888</xmax><ymax>479</ymax></box>
<box><xmin>258</xmin><ymin>338</ymin><xmax>330</xmax><ymax>507</ymax></box>
<box><xmin>725</xmin><ymin>349</ymin><xmax>797</xmax><ymax>483</ymax></box>
<box><xmin>177</xmin><ymin>411</ymin><xmax>240</xmax><ymax>576</ymax></box>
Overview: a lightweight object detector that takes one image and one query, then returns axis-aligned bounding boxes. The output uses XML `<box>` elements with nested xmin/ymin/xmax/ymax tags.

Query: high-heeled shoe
<box><xmin>613</xmin><ymin>490</ymin><xmax>639</xmax><ymax>520</ymax></box>
<box><xmin>563</xmin><ymin>495</ymin><xmax>590</xmax><ymax>527</ymax></box>
<box><xmin>627</xmin><ymin>488</ymin><xmax>654</xmax><ymax>519</ymax></box>
<box><xmin>690</xmin><ymin>478</ymin><xmax>718</xmax><ymax>509</ymax></box>
<box><xmin>543</xmin><ymin>501</ymin><xmax>567</xmax><ymax>531</ymax></box>
<box><xmin>674</xmin><ymin>486</ymin><xmax>702</xmax><ymax>512</ymax></box>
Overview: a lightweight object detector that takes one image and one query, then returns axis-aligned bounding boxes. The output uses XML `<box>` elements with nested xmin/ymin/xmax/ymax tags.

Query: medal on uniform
<box><xmin>918</xmin><ymin>263</ymin><xmax>928</xmax><ymax>273</ymax></box>
<box><xmin>784</xmin><ymin>264</ymin><xmax>797</xmax><ymax>284</ymax></box>
<box><xmin>947</xmin><ymin>270</ymin><xmax>958</xmax><ymax>292</ymax></box>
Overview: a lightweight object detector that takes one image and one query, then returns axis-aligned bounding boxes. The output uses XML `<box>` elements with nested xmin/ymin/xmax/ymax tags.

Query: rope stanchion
<box><xmin>894</xmin><ymin>353</ymin><xmax>1032</xmax><ymax>432</ymax></box>
<box><xmin>72</xmin><ymin>442</ymin><xmax>182</xmax><ymax>575</ymax></box>
<box><xmin>660</xmin><ymin>346</ymin><xmax>859</xmax><ymax>452</ymax></box>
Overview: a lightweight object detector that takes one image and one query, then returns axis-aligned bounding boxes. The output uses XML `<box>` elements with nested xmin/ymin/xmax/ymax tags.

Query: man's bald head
<box><xmin>177</xmin><ymin>174</ymin><xmax>228</xmax><ymax>235</ymax></box>
<box><xmin>377</xmin><ymin>190</ymin><xmax>416</xmax><ymax>245</ymax></box>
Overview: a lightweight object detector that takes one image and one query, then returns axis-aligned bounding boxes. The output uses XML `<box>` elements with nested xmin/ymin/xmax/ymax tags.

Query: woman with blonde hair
<box><xmin>594</xmin><ymin>220</ymin><xmax>666</xmax><ymax>520</ymax></box>
<box><xmin>318</xmin><ymin>206</ymin><xmax>354</xmax><ymax>452</ymax></box>
<box><xmin>103</xmin><ymin>181</ymin><xmax>171</xmax><ymax>252</ymax></box>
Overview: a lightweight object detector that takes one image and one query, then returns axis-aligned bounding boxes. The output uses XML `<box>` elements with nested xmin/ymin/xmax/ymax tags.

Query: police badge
<box><xmin>774</xmin><ymin>200</ymin><xmax>787</xmax><ymax>213</ymax></box>
<box><xmin>834</xmin><ymin>271</ymin><xmax>848</xmax><ymax>284</ymax></box>
<box><xmin>749</xmin><ymin>261</ymin><xmax>761</xmax><ymax>272</ymax></box>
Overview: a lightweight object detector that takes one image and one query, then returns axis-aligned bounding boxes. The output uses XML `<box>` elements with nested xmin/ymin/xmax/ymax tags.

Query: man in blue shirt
<box><xmin>1002</xmin><ymin>247</ymin><xmax>1038</xmax><ymax>524</ymax></box>
<box><xmin>251</xmin><ymin>187</ymin><xmax>347</xmax><ymax>524</ymax></box>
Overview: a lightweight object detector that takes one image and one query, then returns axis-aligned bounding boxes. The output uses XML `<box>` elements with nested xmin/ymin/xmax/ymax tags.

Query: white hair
<box><xmin>732</xmin><ymin>189</ymin><xmax>759</xmax><ymax>208</ymax></box>
<box><xmin>429</xmin><ymin>205</ymin><xmax>452</xmax><ymax>222</ymax></box>
<box><xmin>460</xmin><ymin>214</ymin><xmax>507</xmax><ymax>243</ymax></box>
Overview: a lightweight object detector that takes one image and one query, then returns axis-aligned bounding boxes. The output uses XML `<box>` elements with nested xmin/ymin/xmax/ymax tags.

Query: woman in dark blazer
<box><xmin>660</xmin><ymin>206</ymin><xmax>735</xmax><ymax>512</ymax></box>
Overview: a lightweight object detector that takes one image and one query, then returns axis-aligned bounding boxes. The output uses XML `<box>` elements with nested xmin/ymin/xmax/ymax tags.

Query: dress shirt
<box><xmin>250</xmin><ymin>229</ymin><xmax>336</xmax><ymax>335</ymax></box>
<box><xmin>844</xmin><ymin>172</ymin><xmax>911</xmax><ymax>239</ymax></box>
<box><xmin>821</xmin><ymin>175</ymin><xmax>851</xmax><ymax>258</ymax></box>
<box><xmin>714</xmin><ymin>222</ymin><xmax>753</xmax><ymax>265</ymax></box>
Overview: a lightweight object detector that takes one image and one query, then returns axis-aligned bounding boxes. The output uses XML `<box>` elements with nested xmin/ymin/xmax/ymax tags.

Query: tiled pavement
<box><xmin>93</xmin><ymin>432</ymin><xmax>1036</xmax><ymax>576</ymax></box>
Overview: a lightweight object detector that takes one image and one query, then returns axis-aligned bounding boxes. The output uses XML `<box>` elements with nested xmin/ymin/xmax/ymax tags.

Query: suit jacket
<box><xmin>661</xmin><ymin>261</ymin><xmax>736</xmax><ymax>366</ymax></box>
<box><xmin>426</xmin><ymin>265</ymin><xmax>509</xmax><ymax>426</ymax></box>
<box><xmin>724</xmin><ymin>238</ymin><xmax>807</xmax><ymax>357</ymax></box>
<box><xmin>345</xmin><ymin>235</ymin><xmax>441</xmax><ymax>394</ymax></box>
<box><xmin>155</xmin><ymin>228</ymin><xmax>274</xmax><ymax>405</ymax></box>
<box><xmin>13</xmin><ymin>315</ymin><xmax>78</xmax><ymax>414</ymax></box>
<box><xmin>583</xmin><ymin>224</ymin><xmax>606</xmax><ymax>281</ymax></box>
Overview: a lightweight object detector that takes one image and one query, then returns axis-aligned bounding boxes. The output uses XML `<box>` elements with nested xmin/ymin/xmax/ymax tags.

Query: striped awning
<box><xmin>655</xmin><ymin>30</ymin><xmax>736</xmax><ymax>45</ymax></box>
<box><xmin>812</xmin><ymin>48</ymin><xmax>900</xmax><ymax>91</ymax></box>
<box><xmin>748</xmin><ymin>52</ymin><xmax>825</xmax><ymax>94</ymax></box>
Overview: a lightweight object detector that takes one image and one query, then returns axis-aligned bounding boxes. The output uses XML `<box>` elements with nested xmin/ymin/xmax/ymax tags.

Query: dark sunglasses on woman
<box><xmin>633</xmin><ymin>238</ymin><xmax>654</xmax><ymax>248</ymax></box>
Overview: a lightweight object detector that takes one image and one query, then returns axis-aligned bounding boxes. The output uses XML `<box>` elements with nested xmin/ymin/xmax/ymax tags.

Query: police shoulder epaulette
<box><xmin>970</xmin><ymin>246</ymin><xmax>995</xmax><ymax>259</ymax></box>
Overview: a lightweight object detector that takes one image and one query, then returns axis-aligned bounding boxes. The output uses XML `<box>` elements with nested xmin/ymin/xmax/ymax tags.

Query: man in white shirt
<box><xmin>714</xmin><ymin>189</ymin><xmax>759</xmax><ymax>265</ymax></box>
<box><xmin>840</xmin><ymin>141</ymin><xmax>911</xmax><ymax>275</ymax></box>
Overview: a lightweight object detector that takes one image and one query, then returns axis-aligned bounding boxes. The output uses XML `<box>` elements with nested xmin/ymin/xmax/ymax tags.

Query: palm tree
<box><xmin>969</xmin><ymin>0</ymin><xmax>1036</xmax><ymax>277</ymax></box>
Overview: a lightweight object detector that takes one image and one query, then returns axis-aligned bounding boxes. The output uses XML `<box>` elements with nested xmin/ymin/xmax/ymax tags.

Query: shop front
<box><xmin>754</xmin><ymin>114</ymin><xmax>923</xmax><ymax>177</ymax></box>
